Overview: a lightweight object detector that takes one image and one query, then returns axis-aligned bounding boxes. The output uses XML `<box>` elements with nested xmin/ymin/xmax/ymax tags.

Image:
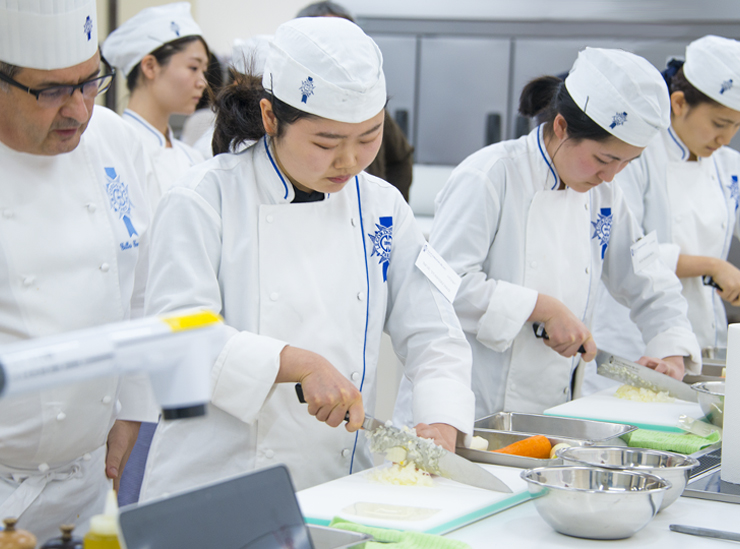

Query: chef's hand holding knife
<box><xmin>529</xmin><ymin>294</ymin><xmax>597</xmax><ymax>362</ymax></box>
<box><xmin>702</xmin><ymin>258</ymin><xmax>740</xmax><ymax>306</ymax></box>
<box><xmin>531</xmin><ymin>295</ymin><xmax>685</xmax><ymax>380</ymax></box>
<box><xmin>277</xmin><ymin>345</ymin><xmax>364</xmax><ymax>432</ymax></box>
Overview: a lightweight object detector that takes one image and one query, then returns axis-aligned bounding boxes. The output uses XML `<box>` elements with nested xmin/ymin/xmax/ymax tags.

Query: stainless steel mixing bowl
<box><xmin>692</xmin><ymin>380</ymin><xmax>725</xmax><ymax>427</ymax></box>
<box><xmin>521</xmin><ymin>466</ymin><xmax>669</xmax><ymax>540</ymax></box>
<box><xmin>556</xmin><ymin>446</ymin><xmax>698</xmax><ymax>511</ymax></box>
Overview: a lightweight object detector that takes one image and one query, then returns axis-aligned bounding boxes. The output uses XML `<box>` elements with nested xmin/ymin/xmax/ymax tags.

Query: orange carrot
<box><xmin>491</xmin><ymin>435</ymin><xmax>552</xmax><ymax>459</ymax></box>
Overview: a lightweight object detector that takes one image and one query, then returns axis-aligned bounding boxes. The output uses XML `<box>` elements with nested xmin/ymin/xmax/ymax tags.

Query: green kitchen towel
<box><xmin>623</xmin><ymin>429</ymin><xmax>720</xmax><ymax>454</ymax></box>
<box><xmin>328</xmin><ymin>517</ymin><xmax>471</xmax><ymax>549</ymax></box>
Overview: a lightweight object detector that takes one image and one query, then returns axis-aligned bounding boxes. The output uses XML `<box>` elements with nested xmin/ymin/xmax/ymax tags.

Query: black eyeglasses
<box><xmin>0</xmin><ymin>68</ymin><xmax>116</xmax><ymax>109</ymax></box>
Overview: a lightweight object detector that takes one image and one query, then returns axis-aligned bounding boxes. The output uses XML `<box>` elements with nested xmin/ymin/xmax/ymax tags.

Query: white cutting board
<box><xmin>545</xmin><ymin>386</ymin><xmax>705</xmax><ymax>432</ymax></box>
<box><xmin>297</xmin><ymin>463</ymin><xmax>530</xmax><ymax>535</ymax></box>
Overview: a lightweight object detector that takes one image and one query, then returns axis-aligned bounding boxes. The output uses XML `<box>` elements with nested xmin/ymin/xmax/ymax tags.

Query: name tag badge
<box><xmin>630</xmin><ymin>230</ymin><xmax>659</xmax><ymax>273</ymax></box>
<box><xmin>415</xmin><ymin>243</ymin><xmax>462</xmax><ymax>303</ymax></box>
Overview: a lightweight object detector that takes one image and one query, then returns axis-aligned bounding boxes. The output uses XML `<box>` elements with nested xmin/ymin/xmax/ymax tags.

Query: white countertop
<box><xmin>444</xmin><ymin>490</ymin><xmax>736</xmax><ymax>548</ymax></box>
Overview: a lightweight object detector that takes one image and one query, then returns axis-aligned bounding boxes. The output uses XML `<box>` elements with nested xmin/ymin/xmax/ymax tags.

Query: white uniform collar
<box><xmin>534</xmin><ymin>124</ymin><xmax>561</xmax><ymax>191</ymax></box>
<box><xmin>662</xmin><ymin>125</ymin><xmax>705</xmax><ymax>163</ymax></box>
<box><xmin>122</xmin><ymin>109</ymin><xmax>175</xmax><ymax>149</ymax></box>
<box><xmin>260</xmin><ymin>135</ymin><xmax>295</xmax><ymax>203</ymax></box>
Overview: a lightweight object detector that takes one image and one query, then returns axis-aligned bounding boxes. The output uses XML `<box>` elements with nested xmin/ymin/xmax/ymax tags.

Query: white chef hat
<box><xmin>102</xmin><ymin>2</ymin><xmax>203</xmax><ymax>77</ymax></box>
<box><xmin>565</xmin><ymin>48</ymin><xmax>670</xmax><ymax>147</ymax></box>
<box><xmin>0</xmin><ymin>0</ymin><xmax>98</xmax><ymax>70</ymax></box>
<box><xmin>262</xmin><ymin>17</ymin><xmax>386</xmax><ymax>124</ymax></box>
<box><xmin>232</xmin><ymin>35</ymin><xmax>273</xmax><ymax>76</ymax></box>
<box><xmin>683</xmin><ymin>35</ymin><xmax>740</xmax><ymax>112</ymax></box>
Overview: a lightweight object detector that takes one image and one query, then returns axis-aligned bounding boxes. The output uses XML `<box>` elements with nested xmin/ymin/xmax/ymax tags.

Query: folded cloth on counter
<box><xmin>623</xmin><ymin>429</ymin><xmax>720</xmax><ymax>454</ymax></box>
<box><xmin>328</xmin><ymin>517</ymin><xmax>471</xmax><ymax>549</ymax></box>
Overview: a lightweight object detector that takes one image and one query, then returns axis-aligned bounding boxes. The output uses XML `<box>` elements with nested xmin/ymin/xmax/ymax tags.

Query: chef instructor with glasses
<box><xmin>0</xmin><ymin>0</ymin><xmax>158</xmax><ymax>540</ymax></box>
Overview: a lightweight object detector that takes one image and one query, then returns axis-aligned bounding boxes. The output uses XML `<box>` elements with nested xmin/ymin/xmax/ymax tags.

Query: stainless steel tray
<box><xmin>473</xmin><ymin>412</ymin><xmax>637</xmax><ymax>442</ymax></box>
<box><xmin>684</xmin><ymin>361</ymin><xmax>725</xmax><ymax>384</ymax></box>
<box><xmin>457</xmin><ymin>430</ymin><xmax>584</xmax><ymax>468</ymax></box>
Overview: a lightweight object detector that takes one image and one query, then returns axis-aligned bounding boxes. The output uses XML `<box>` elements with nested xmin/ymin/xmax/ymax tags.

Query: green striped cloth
<box><xmin>328</xmin><ymin>518</ymin><xmax>471</xmax><ymax>549</ymax></box>
<box><xmin>623</xmin><ymin>429</ymin><xmax>720</xmax><ymax>454</ymax></box>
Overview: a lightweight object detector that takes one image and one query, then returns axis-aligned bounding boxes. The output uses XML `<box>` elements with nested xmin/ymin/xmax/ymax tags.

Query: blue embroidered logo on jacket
<box><xmin>369</xmin><ymin>216</ymin><xmax>393</xmax><ymax>282</ymax></box>
<box><xmin>104</xmin><ymin>167</ymin><xmax>139</xmax><ymax>244</ymax></box>
<box><xmin>84</xmin><ymin>16</ymin><xmax>93</xmax><ymax>40</ymax></box>
<box><xmin>730</xmin><ymin>176</ymin><xmax>740</xmax><ymax>211</ymax></box>
<box><xmin>591</xmin><ymin>207</ymin><xmax>612</xmax><ymax>259</ymax></box>
<box><xmin>610</xmin><ymin>112</ymin><xmax>627</xmax><ymax>129</ymax></box>
<box><xmin>721</xmin><ymin>79</ymin><xmax>734</xmax><ymax>94</ymax></box>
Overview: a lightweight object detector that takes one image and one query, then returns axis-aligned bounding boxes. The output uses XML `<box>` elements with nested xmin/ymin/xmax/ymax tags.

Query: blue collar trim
<box><xmin>123</xmin><ymin>110</ymin><xmax>165</xmax><ymax>147</ymax></box>
<box><xmin>667</xmin><ymin>127</ymin><xmax>688</xmax><ymax>161</ymax></box>
<box><xmin>536</xmin><ymin>125</ymin><xmax>560</xmax><ymax>190</ymax></box>
<box><xmin>263</xmin><ymin>135</ymin><xmax>289</xmax><ymax>200</ymax></box>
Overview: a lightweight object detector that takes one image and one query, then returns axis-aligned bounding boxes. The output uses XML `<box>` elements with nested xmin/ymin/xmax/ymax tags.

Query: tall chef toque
<box><xmin>565</xmin><ymin>48</ymin><xmax>670</xmax><ymax>148</ymax></box>
<box><xmin>0</xmin><ymin>0</ymin><xmax>98</xmax><ymax>70</ymax></box>
<box><xmin>102</xmin><ymin>2</ymin><xmax>202</xmax><ymax>78</ymax></box>
<box><xmin>262</xmin><ymin>17</ymin><xmax>386</xmax><ymax>124</ymax></box>
<box><xmin>684</xmin><ymin>35</ymin><xmax>740</xmax><ymax>113</ymax></box>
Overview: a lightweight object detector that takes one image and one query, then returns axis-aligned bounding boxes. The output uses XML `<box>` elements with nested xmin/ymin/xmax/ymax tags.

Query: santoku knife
<box><xmin>295</xmin><ymin>383</ymin><xmax>512</xmax><ymax>493</ymax></box>
<box><xmin>595</xmin><ymin>350</ymin><xmax>698</xmax><ymax>402</ymax></box>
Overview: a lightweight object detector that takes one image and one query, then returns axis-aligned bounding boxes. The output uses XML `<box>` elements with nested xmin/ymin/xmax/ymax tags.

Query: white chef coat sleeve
<box><xmin>144</xmin><ymin>181</ymin><xmax>287</xmax><ymax>424</ymax></box>
<box><xmin>117</xmin><ymin>129</ymin><xmax>159</xmax><ymax>422</ymax></box>
<box><xmin>430</xmin><ymin>164</ymin><xmax>538</xmax><ymax>352</ymax></box>
<box><xmin>616</xmin><ymin>155</ymin><xmax>681</xmax><ymax>271</ymax></box>
<box><xmin>129</xmin><ymin>143</ymin><xmax>154</xmax><ymax>320</ymax></box>
<box><xmin>601</xmin><ymin>187</ymin><xmax>701</xmax><ymax>373</ymax></box>
<box><xmin>384</xmin><ymin>202</ymin><xmax>475</xmax><ymax>435</ymax></box>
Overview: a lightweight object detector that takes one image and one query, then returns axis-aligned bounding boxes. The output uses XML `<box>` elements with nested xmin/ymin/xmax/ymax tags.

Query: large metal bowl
<box><xmin>521</xmin><ymin>466</ymin><xmax>669</xmax><ymax>540</ymax></box>
<box><xmin>692</xmin><ymin>381</ymin><xmax>725</xmax><ymax>427</ymax></box>
<box><xmin>556</xmin><ymin>446</ymin><xmax>698</xmax><ymax>511</ymax></box>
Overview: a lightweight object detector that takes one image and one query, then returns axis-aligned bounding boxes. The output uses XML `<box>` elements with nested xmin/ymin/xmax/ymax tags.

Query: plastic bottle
<box><xmin>0</xmin><ymin>518</ymin><xmax>37</xmax><ymax>549</ymax></box>
<box><xmin>82</xmin><ymin>490</ymin><xmax>120</xmax><ymax>549</ymax></box>
<box><xmin>40</xmin><ymin>525</ymin><xmax>83</xmax><ymax>549</ymax></box>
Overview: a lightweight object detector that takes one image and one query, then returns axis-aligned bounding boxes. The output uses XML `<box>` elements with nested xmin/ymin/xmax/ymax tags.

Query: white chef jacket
<box><xmin>426</xmin><ymin>125</ymin><xmax>700</xmax><ymax>419</ymax></box>
<box><xmin>590</xmin><ymin>127</ymin><xmax>740</xmax><ymax>370</ymax></box>
<box><xmin>0</xmin><ymin>106</ymin><xmax>160</xmax><ymax>541</ymax></box>
<box><xmin>122</xmin><ymin>109</ymin><xmax>204</xmax><ymax>207</ymax></box>
<box><xmin>139</xmin><ymin>136</ymin><xmax>474</xmax><ymax>497</ymax></box>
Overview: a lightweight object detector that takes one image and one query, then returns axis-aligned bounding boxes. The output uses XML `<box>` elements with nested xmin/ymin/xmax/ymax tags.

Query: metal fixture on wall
<box><xmin>104</xmin><ymin>0</ymin><xmax>117</xmax><ymax>111</ymax></box>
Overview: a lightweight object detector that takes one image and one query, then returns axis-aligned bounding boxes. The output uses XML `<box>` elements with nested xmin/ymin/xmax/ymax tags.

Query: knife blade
<box><xmin>595</xmin><ymin>350</ymin><xmax>697</xmax><ymax>402</ymax></box>
<box><xmin>294</xmin><ymin>383</ymin><xmax>512</xmax><ymax>493</ymax></box>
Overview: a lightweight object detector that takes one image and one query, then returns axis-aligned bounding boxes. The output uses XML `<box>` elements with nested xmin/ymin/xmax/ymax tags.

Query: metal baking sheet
<box><xmin>457</xmin><ymin>430</ymin><xmax>587</xmax><ymax>468</ymax></box>
<box><xmin>473</xmin><ymin>412</ymin><xmax>637</xmax><ymax>442</ymax></box>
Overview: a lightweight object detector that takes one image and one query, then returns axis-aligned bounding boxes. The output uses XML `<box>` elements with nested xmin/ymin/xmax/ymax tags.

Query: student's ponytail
<box><xmin>519</xmin><ymin>75</ymin><xmax>612</xmax><ymax>142</ymax></box>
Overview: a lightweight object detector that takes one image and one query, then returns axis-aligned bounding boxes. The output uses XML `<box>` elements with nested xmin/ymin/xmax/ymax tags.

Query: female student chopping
<box><xmin>590</xmin><ymin>36</ymin><xmax>740</xmax><ymax>373</ymax></box>
<box><xmin>102</xmin><ymin>2</ymin><xmax>208</xmax><ymax>205</ymax></box>
<box><xmin>138</xmin><ymin>17</ymin><xmax>474</xmax><ymax>497</ymax></box>
<box><xmin>421</xmin><ymin>48</ymin><xmax>700</xmax><ymax>419</ymax></box>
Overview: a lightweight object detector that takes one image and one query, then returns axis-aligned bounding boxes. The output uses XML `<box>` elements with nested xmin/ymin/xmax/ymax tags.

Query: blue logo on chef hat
<box><xmin>591</xmin><ymin>207</ymin><xmax>612</xmax><ymax>260</ymax></box>
<box><xmin>730</xmin><ymin>176</ymin><xmax>740</xmax><ymax>211</ymax></box>
<box><xmin>721</xmin><ymin>79</ymin><xmax>734</xmax><ymax>95</ymax></box>
<box><xmin>104</xmin><ymin>167</ymin><xmax>138</xmax><ymax>238</ymax></box>
<box><xmin>83</xmin><ymin>16</ymin><xmax>93</xmax><ymax>41</ymax></box>
<box><xmin>300</xmin><ymin>77</ymin><xmax>315</xmax><ymax>104</ymax></box>
<box><xmin>369</xmin><ymin>216</ymin><xmax>393</xmax><ymax>282</ymax></box>
<box><xmin>171</xmin><ymin>21</ymin><xmax>180</xmax><ymax>37</ymax></box>
<box><xmin>610</xmin><ymin>112</ymin><xmax>628</xmax><ymax>129</ymax></box>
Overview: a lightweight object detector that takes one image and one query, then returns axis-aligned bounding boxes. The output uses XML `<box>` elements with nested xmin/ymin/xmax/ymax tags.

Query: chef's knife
<box><xmin>294</xmin><ymin>383</ymin><xmax>512</xmax><ymax>493</ymax></box>
<box><xmin>595</xmin><ymin>350</ymin><xmax>698</xmax><ymax>402</ymax></box>
<box><xmin>532</xmin><ymin>322</ymin><xmax>586</xmax><ymax>353</ymax></box>
<box><xmin>702</xmin><ymin>275</ymin><xmax>723</xmax><ymax>292</ymax></box>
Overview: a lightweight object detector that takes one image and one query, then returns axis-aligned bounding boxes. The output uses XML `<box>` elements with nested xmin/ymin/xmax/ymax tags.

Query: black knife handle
<box><xmin>533</xmin><ymin>322</ymin><xmax>587</xmax><ymax>354</ymax></box>
<box><xmin>294</xmin><ymin>383</ymin><xmax>351</xmax><ymax>422</ymax></box>
<box><xmin>295</xmin><ymin>383</ymin><xmax>306</xmax><ymax>403</ymax></box>
<box><xmin>702</xmin><ymin>275</ymin><xmax>723</xmax><ymax>292</ymax></box>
